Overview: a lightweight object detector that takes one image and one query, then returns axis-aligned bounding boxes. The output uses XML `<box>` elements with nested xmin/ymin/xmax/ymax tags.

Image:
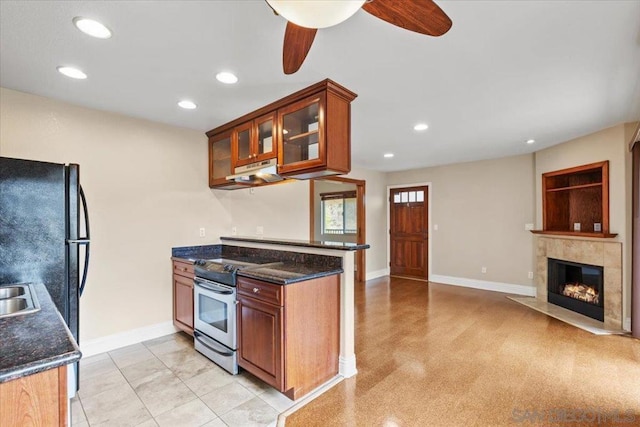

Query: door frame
<box><xmin>387</xmin><ymin>182</ymin><xmax>432</xmax><ymax>281</ymax></box>
<box><xmin>310</xmin><ymin>177</ymin><xmax>366</xmax><ymax>282</ymax></box>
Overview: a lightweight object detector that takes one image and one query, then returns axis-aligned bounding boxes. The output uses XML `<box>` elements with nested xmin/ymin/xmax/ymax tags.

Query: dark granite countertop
<box><xmin>220</xmin><ymin>236</ymin><xmax>370</xmax><ymax>251</ymax></box>
<box><xmin>172</xmin><ymin>244</ymin><xmax>344</xmax><ymax>285</ymax></box>
<box><xmin>171</xmin><ymin>244</ymin><xmax>221</xmax><ymax>261</ymax></box>
<box><xmin>238</xmin><ymin>262</ymin><xmax>343</xmax><ymax>285</ymax></box>
<box><xmin>0</xmin><ymin>282</ymin><xmax>81</xmax><ymax>383</ymax></box>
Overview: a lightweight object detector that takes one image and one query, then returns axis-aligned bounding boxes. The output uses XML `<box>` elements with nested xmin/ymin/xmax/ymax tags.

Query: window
<box><xmin>321</xmin><ymin>191</ymin><xmax>357</xmax><ymax>235</ymax></box>
<box><xmin>393</xmin><ymin>190</ymin><xmax>424</xmax><ymax>203</ymax></box>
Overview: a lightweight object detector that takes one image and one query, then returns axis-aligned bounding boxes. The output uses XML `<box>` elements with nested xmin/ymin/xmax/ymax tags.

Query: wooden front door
<box><xmin>390</xmin><ymin>186</ymin><xmax>428</xmax><ymax>279</ymax></box>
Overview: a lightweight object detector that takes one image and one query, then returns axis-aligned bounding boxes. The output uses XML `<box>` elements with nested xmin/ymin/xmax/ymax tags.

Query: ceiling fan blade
<box><xmin>283</xmin><ymin>22</ymin><xmax>318</xmax><ymax>74</ymax></box>
<box><xmin>362</xmin><ymin>0</ymin><xmax>452</xmax><ymax>37</ymax></box>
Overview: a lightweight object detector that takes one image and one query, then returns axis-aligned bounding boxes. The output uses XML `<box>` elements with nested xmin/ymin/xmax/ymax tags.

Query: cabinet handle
<box><xmin>253</xmin><ymin>287</ymin><xmax>260</xmax><ymax>293</ymax></box>
<box><xmin>182</xmin><ymin>267</ymin><xmax>187</xmax><ymax>272</ymax></box>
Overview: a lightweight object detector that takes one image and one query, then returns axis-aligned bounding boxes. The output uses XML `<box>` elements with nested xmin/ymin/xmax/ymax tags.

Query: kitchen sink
<box><xmin>0</xmin><ymin>284</ymin><xmax>40</xmax><ymax>318</ymax></box>
<box><xmin>0</xmin><ymin>286</ymin><xmax>25</xmax><ymax>299</ymax></box>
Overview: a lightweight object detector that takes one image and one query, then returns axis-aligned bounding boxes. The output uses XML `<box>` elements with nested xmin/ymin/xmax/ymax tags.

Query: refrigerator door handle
<box><xmin>78</xmin><ymin>185</ymin><xmax>90</xmax><ymax>296</ymax></box>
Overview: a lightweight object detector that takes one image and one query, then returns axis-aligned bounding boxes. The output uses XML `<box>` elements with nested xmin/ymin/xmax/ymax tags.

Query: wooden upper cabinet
<box><xmin>278</xmin><ymin>84</ymin><xmax>355</xmax><ymax>179</ymax></box>
<box><xmin>534</xmin><ymin>160</ymin><xmax>616</xmax><ymax>238</ymax></box>
<box><xmin>234</xmin><ymin>112</ymin><xmax>278</xmax><ymax>167</ymax></box>
<box><xmin>206</xmin><ymin>79</ymin><xmax>357</xmax><ymax>188</ymax></box>
<box><xmin>208</xmin><ymin>131</ymin><xmax>249</xmax><ymax>190</ymax></box>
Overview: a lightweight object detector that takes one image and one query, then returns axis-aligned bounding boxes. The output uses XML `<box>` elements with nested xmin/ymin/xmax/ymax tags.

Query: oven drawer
<box><xmin>237</xmin><ymin>277</ymin><xmax>283</xmax><ymax>306</ymax></box>
<box><xmin>173</xmin><ymin>260</ymin><xmax>194</xmax><ymax>278</ymax></box>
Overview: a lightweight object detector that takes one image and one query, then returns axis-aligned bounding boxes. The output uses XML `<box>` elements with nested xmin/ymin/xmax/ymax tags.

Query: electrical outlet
<box><xmin>231</xmin><ymin>226</ymin><xmax>237</xmax><ymax>235</ymax></box>
<box><xmin>199</xmin><ymin>227</ymin><xmax>206</xmax><ymax>238</ymax></box>
<box><xmin>528</xmin><ymin>271</ymin><xmax>534</xmax><ymax>279</ymax></box>
<box><xmin>525</xmin><ymin>223</ymin><xmax>534</xmax><ymax>231</ymax></box>
<box><xmin>256</xmin><ymin>226</ymin><xmax>264</xmax><ymax>235</ymax></box>
<box><xmin>481</xmin><ymin>267</ymin><xmax>487</xmax><ymax>273</ymax></box>
<box><xmin>250</xmin><ymin>188</ymin><xmax>255</xmax><ymax>195</ymax></box>
<box><xmin>434</xmin><ymin>224</ymin><xmax>439</xmax><ymax>231</ymax></box>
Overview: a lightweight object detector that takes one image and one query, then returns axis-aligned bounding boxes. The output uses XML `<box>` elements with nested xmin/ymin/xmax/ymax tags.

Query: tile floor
<box><xmin>71</xmin><ymin>332</ymin><xmax>296</xmax><ymax>427</ymax></box>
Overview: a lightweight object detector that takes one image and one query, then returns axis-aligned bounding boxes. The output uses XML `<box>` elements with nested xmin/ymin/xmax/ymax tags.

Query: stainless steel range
<box><xmin>192</xmin><ymin>257</ymin><xmax>272</xmax><ymax>374</ymax></box>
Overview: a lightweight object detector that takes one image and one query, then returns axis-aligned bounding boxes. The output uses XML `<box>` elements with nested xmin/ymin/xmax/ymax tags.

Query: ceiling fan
<box><xmin>265</xmin><ymin>0</ymin><xmax>453</xmax><ymax>74</ymax></box>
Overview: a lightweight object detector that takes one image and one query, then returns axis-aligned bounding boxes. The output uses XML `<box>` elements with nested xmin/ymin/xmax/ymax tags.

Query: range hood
<box><xmin>225</xmin><ymin>158</ymin><xmax>285</xmax><ymax>184</ymax></box>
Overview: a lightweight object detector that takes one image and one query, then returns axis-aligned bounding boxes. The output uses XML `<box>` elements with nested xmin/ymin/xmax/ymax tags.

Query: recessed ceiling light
<box><xmin>384</xmin><ymin>153</ymin><xmax>394</xmax><ymax>158</ymax></box>
<box><xmin>526</xmin><ymin>139</ymin><xmax>536</xmax><ymax>144</ymax></box>
<box><xmin>178</xmin><ymin>100</ymin><xmax>197</xmax><ymax>110</ymax></box>
<box><xmin>216</xmin><ymin>72</ymin><xmax>238</xmax><ymax>84</ymax></box>
<box><xmin>414</xmin><ymin>123</ymin><xmax>429</xmax><ymax>131</ymax></box>
<box><xmin>72</xmin><ymin>17</ymin><xmax>112</xmax><ymax>39</ymax></box>
<box><xmin>57</xmin><ymin>66</ymin><xmax>87</xmax><ymax>80</ymax></box>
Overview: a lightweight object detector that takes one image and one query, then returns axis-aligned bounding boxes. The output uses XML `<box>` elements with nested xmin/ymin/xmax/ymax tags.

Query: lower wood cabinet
<box><xmin>0</xmin><ymin>365</ymin><xmax>68</xmax><ymax>427</ymax></box>
<box><xmin>237</xmin><ymin>274</ymin><xmax>339</xmax><ymax>400</ymax></box>
<box><xmin>172</xmin><ymin>259</ymin><xmax>194</xmax><ymax>335</ymax></box>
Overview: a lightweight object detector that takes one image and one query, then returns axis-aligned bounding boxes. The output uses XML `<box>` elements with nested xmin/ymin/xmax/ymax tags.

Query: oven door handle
<box><xmin>194</xmin><ymin>331</ymin><xmax>235</xmax><ymax>357</ymax></box>
<box><xmin>194</xmin><ymin>279</ymin><xmax>234</xmax><ymax>295</ymax></box>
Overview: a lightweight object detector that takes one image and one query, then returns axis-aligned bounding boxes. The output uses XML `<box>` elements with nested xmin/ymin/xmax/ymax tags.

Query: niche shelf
<box><xmin>531</xmin><ymin>160</ymin><xmax>617</xmax><ymax>238</ymax></box>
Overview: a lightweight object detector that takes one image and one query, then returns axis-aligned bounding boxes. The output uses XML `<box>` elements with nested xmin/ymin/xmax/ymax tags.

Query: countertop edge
<box><xmin>237</xmin><ymin>268</ymin><xmax>343</xmax><ymax>285</ymax></box>
<box><xmin>220</xmin><ymin>236</ymin><xmax>370</xmax><ymax>251</ymax></box>
<box><xmin>0</xmin><ymin>350</ymin><xmax>81</xmax><ymax>384</ymax></box>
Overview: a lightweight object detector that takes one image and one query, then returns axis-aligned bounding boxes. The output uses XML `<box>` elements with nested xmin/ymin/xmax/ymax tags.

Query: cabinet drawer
<box><xmin>173</xmin><ymin>260</ymin><xmax>194</xmax><ymax>278</ymax></box>
<box><xmin>237</xmin><ymin>277</ymin><xmax>283</xmax><ymax>306</ymax></box>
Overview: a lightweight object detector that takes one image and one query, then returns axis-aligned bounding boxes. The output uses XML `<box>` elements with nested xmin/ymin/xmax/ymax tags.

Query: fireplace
<box><xmin>547</xmin><ymin>258</ymin><xmax>604</xmax><ymax>321</ymax></box>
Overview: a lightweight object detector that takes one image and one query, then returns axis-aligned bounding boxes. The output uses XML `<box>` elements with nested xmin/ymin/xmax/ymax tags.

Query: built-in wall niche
<box><xmin>532</xmin><ymin>160</ymin><xmax>617</xmax><ymax>238</ymax></box>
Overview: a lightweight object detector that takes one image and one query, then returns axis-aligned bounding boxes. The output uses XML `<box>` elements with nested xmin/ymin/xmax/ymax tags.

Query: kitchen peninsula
<box><xmin>171</xmin><ymin>237</ymin><xmax>369</xmax><ymax>398</ymax></box>
<box><xmin>222</xmin><ymin>236</ymin><xmax>369</xmax><ymax>379</ymax></box>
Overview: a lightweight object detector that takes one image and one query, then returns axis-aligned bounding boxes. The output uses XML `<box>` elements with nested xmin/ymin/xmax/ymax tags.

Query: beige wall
<box><xmin>0</xmin><ymin>88</ymin><xmax>389</xmax><ymax>343</ymax></box>
<box><xmin>387</xmin><ymin>154</ymin><xmax>536</xmax><ymax>286</ymax></box>
<box><xmin>345</xmin><ymin>167</ymin><xmax>388</xmax><ymax>277</ymax></box>
<box><xmin>0</xmin><ymin>87</ymin><xmax>225</xmax><ymax>341</ymax></box>
<box><xmin>534</xmin><ymin>123</ymin><xmax>634</xmax><ymax>324</ymax></box>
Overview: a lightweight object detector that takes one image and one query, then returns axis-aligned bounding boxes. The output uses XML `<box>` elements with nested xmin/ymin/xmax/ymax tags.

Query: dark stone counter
<box><xmin>171</xmin><ymin>243</ymin><xmax>344</xmax><ymax>285</ymax></box>
<box><xmin>171</xmin><ymin>244</ymin><xmax>221</xmax><ymax>261</ymax></box>
<box><xmin>0</xmin><ymin>282</ymin><xmax>81</xmax><ymax>383</ymax></box>
<box><xmin>238</xmin><ymin>263</ymin><xmax>343</xmax><ymax>285</ymax></box>
<box><xmin>220</xmin><ymin>236</ymin><xmax>370</xmax><ymax>251</ymax></box>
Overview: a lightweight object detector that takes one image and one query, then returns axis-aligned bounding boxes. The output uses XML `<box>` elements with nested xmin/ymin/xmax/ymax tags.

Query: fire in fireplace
<box><xmin>547</xmin><ymin>258</ymin><xmax>604</xmax><ymax>321</ymax></box>
<box><xmin>561</xmin><ymin>282</ymin><xmax>599</xmax><ymax>305</ymax></box>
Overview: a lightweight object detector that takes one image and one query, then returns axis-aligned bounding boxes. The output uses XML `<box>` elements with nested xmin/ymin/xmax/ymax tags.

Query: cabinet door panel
<box><xmin>174</xmin><ymin>274</ymin><xmax>194</xmax><ymax>333</ymax></box>
<box><xmin>278</xmin><ymin>93</ymin><xmax>326</xmax><ymax>174</ymax></box>
<box><xmin>235</xmin><ymin>122</ymin><xmax>253</xmax><ymax>166</ymax></box>
<box><xmin>238</xmin><ymin>297</ymin><xmax>282</xmax><ymax>389</ymax></box>
<box><xmin>254</xmin><ymin>112</ymin><xmax>277</xmax><ymax>162</ymax></box>
<box><xmin>209</xmin><ymin>132</ymin><xmax>234</xmax><ymax>187</ymax></box>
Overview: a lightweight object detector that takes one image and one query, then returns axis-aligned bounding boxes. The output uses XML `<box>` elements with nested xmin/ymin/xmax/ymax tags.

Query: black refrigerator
<box><xmin>0</xmin><ymin>156</ymin><xmax>90</xmax><ymax>344</ymax></box>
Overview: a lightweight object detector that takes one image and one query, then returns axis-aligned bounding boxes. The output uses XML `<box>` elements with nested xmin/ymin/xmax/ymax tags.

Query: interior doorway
<box><xmin>389</xmin><ymin>185</ymin><xmax>430</xmax><ymax>280</ymax></box>
<box><xmin>632</xmin><ymin>134</ymin><xmax>639</xmax><ymax>338</ymax></box>
<box><xmin>309</xmin><ymin>177</ymin><xmax>366</xmax><ymax>282</ymax></box>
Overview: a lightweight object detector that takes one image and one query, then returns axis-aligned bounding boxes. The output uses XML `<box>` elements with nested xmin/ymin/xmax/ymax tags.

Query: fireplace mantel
<box><xmin>530</xmin><ymin>230</ymin><xmax>617</xmax><ymax>238</ymax></box>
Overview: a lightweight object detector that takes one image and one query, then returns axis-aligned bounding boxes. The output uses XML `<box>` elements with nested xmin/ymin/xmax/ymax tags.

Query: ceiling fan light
<box><xmin>267</xmin><ymin>0</ymin><xmax>366</xmax><ymax>29</ymax></box>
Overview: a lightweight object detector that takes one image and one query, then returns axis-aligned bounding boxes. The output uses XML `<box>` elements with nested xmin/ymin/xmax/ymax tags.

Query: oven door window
<box><xmin>198</xmin><ymin>294</ymin><xmax>228</xmax><ymax>333</ymax></box>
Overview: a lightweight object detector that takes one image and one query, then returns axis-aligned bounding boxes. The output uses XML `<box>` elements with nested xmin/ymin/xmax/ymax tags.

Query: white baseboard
<box><xmin>366</xmin><ymin>269</ymin><xmax>389</xmax><ymax>281</ymax></box>
<box><xmin>429</xmin><ymin>274</ymin><xmax>536</xmax><ymax>297</ymax></box>
<box><xmin>338</xmin><ymin>355</ymin><xmax>357</xmax><ymax>378</ymax></box>
<box><xmin>81</xmin><ymin>321</ymin><xmax>179</xmax><ymax>357</ymax></box>
<box><xmin>624</xmin><ymin>317</ymin><xmax>631</xmax><ymax>332</ymax></box>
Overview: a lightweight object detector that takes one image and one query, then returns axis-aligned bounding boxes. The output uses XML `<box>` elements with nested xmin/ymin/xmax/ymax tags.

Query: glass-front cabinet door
<box><xmin>209</xmin><ymin>132</ymin><xmax>232</xmax><ymax>186</ymax></box>
<box><xmin>277</xmin><ymin>93</ymin><xmax>325</xmax><ymax>175</ymax></box>
<box><xmin>254</xmin><ymin>112</ymin><xmax>277</xmax><ymax>163</ymax></box>
<box><xmin>234</xmin><ymin>122</ymin><xmax>253</xmax><ymax>167</ymax></box>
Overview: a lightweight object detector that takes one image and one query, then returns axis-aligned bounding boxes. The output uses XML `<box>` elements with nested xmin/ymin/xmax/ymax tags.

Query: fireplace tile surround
<box><xmin>536</xmin><ymin>236</ymin><xmax>623</xmax><ymax>329</ymax></box>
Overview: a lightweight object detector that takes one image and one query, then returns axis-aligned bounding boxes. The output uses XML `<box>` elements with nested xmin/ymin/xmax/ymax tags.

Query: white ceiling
<box><xmin>1</xmin><ymin>1</ymin><xmax>639</xmax><ymax>172</ymax></box>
